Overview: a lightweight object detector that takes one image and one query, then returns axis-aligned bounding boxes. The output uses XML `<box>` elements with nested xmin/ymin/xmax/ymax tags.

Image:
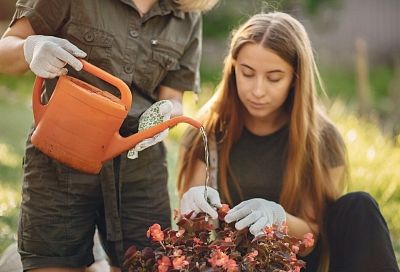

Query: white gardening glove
<box><xmin>23</xmin><ymin>35</ymin><xmax>87</xmax><ymax>78</ymax></box>
<box><xmin>180</xmin><ymin>186</ymin><xmax>222</xmax><ymax>219</ymax></box>
<box><xmin>224</xmin><ymin>198</ymin><xmax>286</xmax><ymax>237</ymax></box>
<box><xmin>127</xmin><ymin>100</ymin><xmax>172</xmax><ymax>158</ymax></box>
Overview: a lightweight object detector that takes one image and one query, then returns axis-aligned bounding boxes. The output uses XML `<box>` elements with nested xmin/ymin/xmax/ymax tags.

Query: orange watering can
<box><xmin>31</xmin><ymin>60</ymin><xmax>201</xmax><ymax>174</ymax></box>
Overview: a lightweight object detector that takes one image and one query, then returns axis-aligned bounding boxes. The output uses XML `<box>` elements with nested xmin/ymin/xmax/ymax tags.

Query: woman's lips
<box><xmin>248</xmin><ymin>100</ymin><xmax>267</xmax><ymax>109</ymax></box>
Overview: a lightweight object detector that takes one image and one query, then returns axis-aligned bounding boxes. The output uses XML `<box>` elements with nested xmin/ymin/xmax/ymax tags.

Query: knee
<box><xmin>335</xmin><ymin>191</ymin><xmax>377</xmax><ymax>208</ymax></box>
<box><xmin>329</xmin><ymin>191</ymin><xmax>381</xmax><ymax>220</ymax></box>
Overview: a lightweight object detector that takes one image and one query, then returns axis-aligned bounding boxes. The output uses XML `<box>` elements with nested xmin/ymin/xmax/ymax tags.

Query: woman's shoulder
<box><xmin>319</xmin><ymin>119</ymin><xmax>344</xmax><ymax>144</ymax></box>
<box><xmin>318</xmin><ymin>118</ymin><xmax>346</xmax><ymax>167</ymax></box>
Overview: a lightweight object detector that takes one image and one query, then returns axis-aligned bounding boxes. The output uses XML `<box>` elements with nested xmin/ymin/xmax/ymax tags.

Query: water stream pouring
<box><xmin>199</xmin><ymin>126</ymin><xmax>211</xmax><ymax>221</ymax></box>
<box><xmin>31</xmin><ymin>60</ymin><xmax>202</xmax><ymax>174</ymax></box>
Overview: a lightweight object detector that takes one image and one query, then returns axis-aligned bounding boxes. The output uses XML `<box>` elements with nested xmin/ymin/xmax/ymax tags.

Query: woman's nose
<box><xmin>252</xmin><ymin>77</ymin><xmax>266</xmax><ymax>98</ymax></box>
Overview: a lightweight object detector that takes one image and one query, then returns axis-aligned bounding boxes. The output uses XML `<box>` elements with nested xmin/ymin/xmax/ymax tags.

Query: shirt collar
<box><xmin>119</xmin><ymin>0</ymin><xmax>185</xmax><ymax>19</ymax></box>
<box><xmin>158</xmin><ymin>0</ymin><xmax>185</xmax><ymax>19</ymax></box>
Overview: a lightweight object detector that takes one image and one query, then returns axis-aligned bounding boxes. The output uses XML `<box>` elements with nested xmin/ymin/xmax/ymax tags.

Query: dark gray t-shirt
<box><xmin>182</xmin><ymin>121</ymin><xmax>344</xmax><ymax>206</ymax></box>
<box><xmin>228</xmin><ymin>125</ymin><xmax>288</xmax><ymax>205</ymax></box>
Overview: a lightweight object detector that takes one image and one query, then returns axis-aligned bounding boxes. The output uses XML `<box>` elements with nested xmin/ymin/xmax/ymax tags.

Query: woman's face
<box><xmin>234</xmin><ymin>43</ymin><xmax>294</xmax><ymax>125</ymax></box>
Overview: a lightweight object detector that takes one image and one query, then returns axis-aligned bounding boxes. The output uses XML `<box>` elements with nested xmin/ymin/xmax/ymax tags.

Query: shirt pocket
<box><xmin>65</xmin><ymin>23</ymin><xmax>114</xmax><ymax>70</ymax></box>
<box><xmin>136</xmin><ymin>39</ymin><xmax>182</xmax><ymax>94</ymax></box>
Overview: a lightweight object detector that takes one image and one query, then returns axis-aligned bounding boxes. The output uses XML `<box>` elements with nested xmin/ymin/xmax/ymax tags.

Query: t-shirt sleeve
<box><xmin>160</xmin><ymin>13</ymin><xmax>202</xmax><ymax>93</ymax></box>
<box><xmin>10</xmin><ymin>0</ymin><xmax>71</xmax><ymax>35</ymax></box>
<box><xmin>320</xmin><ymin>122</ymin><xmax>346</xmax><ymax>168</ymax></box>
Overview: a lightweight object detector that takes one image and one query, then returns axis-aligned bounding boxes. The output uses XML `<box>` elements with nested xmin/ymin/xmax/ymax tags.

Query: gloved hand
<box><xmin>180</xmin><ymin>186</ymin><xmax>222</xmax><ymax>219</ymax></box>
<box><xmin>23</xmin><ymin>35</ymin><xmax>87</xmax><ymax>78</ymax></box>
<box><xmin>224</xmin><ymin>198</ymin><xmax>286</xmax><ymax>236</ymax></box>
<box><xmin>128</xmin><ymin>100</ymin><xmax>173</xmax><ymax>157</ymax></box>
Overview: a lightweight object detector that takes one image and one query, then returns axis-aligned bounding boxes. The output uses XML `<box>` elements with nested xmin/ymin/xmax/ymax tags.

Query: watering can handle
<box><xmin>32</xmin><ymin>77</ymin><xmax>46</xmax><ymax>127</ymax></box>
<box><xmin>81</xmin><ymin>60</ymin><xmax>132</xmax><ymax>110</ymax></box>
<box><xmin>32</xmin><ymin>60</ymin><xmax>133</xmax><ymax>126</ymax></box>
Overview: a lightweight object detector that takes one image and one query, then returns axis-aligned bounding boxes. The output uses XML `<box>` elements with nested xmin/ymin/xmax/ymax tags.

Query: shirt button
<box><xmin>124</xmin><ymin>64</ymin><xmax>134</xmax><ymax>73</ymax></box>
<box><xmin>129</xmin><ymin>30</ymin><xmax>139</xmax><ymax>38</ymax></box>
<box><xmin>84</xmin><ymin>32</ymin><xmax>95</xmax><ymax>42</ymax></box>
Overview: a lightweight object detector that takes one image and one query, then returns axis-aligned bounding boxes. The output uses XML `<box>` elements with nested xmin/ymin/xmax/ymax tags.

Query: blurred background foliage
<box><xmin>0</xmin><ymin>0</ymin><xmax>399</xmax><ymax>264</ymax></box>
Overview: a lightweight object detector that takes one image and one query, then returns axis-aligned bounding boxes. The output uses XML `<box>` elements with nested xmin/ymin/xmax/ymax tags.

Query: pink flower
<box><xmin>245</xmin><ymin>250</ymin><xmax>258</xmax><ymax>262</ymax></box>
<box><xmin>289</xmin><ymin>266</ymin><xmax>301</xmax><ymax>272</ymax></box>
<box><xmin>223</xmin><ymin>258</ymin><xmax>239</xmax><ymax>272</ymax></box>
<box><xmin>147</xmin><ymin>224</ymin><xmax>165</xmax><ymax>242</ymax></box>
<box><xmin>157</xmin><ymin>256</ymin><xmax>171</xmax><ymax>272</ymax></box>
<box><xmin>224</xmin><ymin>237</ymin><xmax>233</xmax><ymax>243</ymax></box>
<box><xmin>292</xmin><ymin>245</ymin><xmax>300</xmax><ymax>254</ymax></box>
<box><xmin>218</xmin><ymin>204</ymin><xmax>230</xmax><ymax>220</ymax></box>
<box><xmin>303</xmin><ymin>233</ymin><xmax>314</xmax><ymax>248</ymax></box>
<box><xmin>263</xmin><ymin>226</ymin><xmax>275</xmax><ymax>238</ymax></box>
<box><xmin>172</xmin><ymin>255</ymin><xmax>189</xmax><ymax>269</ymax></box>
<box><xmin>193</xmin><ymin>237</ymin><xmax>203</xmax><ymax>245</ymax></box>
<box><xmin>208</xmin><ymin>249</ymin><xmax>229</xmax><ymax>267</ymax></box>
<box><xmin>173</xmin><ymin>249</ymin><xmax>183</xmax><ymax>256</ymax></box>
<box><xmin>281</xmin><ymin>223</ymin><xmax>289</xmax><ymax>234</ymax></box>
<box><xmin>220</xmin><ymin>204</ymin><xmax>230</xmax><ymax>213</ymax></box>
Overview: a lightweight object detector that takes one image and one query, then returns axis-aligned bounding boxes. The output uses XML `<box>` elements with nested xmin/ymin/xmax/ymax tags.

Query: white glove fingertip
<box><xmin>207</xmin><ymin>190</ymin><xmax>222</xmax><ymax>209</ymax></box>
<box><xmin>225</xmin><ymin>209</ymin><xmax>243</xmax><ymax>223</ymax></box>
<box><xmin>73</xmin><ymin>50</ymin><xmax>87</xmax><ymax>58</ymax></box>
<box><xmin>209</xmin><ymin>209</ymin><xmax>218</xmax><ymax>220</ymax></box>
<box><xmin>235</xmin><ymin>220</ymin><xmax>248</xmax><ymax>231</ymax></box>
<box><xmin>192</xmin><ymin>194</ymin><xmax>215</xmax><ymax>219</ymax></box>
<box><xmin>197</xmin><ymin>201</ymin><xmax>218</xmax><ymax>220</ymax></box>
<box><xmin>62</xmin><ymin>40</ymin><xmax>87</xmax><ymax>58</ymax></box>
<box><xmin>212</xmin><ymin>203</ymin><xmax>222</xmax><ymax>209</ymax></box>
<box><xmin>71</xmin><ymin>59</ymin><xmax>84</xmax><ymax>71</ymax></box>
<box><xmin>224</xmin><ymin>214</ymin><xmax>235</xmax><ymax>223</ymax></box>
<box><xmin>249</xmin><ymin>217</ymin><xmax>268</xmax><ymax>236</ymax></box>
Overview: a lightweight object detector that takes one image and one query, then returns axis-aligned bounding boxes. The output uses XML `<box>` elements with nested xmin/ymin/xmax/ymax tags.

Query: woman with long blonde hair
<box><xmin>178</xmin><ymin>12</ymin><xmax>399</xmax><ymax>271</ymax></box>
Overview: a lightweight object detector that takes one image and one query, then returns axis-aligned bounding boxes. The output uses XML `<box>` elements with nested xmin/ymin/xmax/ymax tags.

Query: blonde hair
<box><xmin>173</xmin><ymin>0</ymin><xmax>220</xmax><ymax>12</ymax></box>
<box><xmin>178</xmin><ymin>12</ymin><xmax>347</xmax><ymax>272</ymax></box>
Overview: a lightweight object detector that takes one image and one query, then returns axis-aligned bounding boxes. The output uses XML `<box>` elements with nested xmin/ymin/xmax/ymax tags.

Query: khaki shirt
<box><xmin>12</xmin><ymin>0</ymin><xmax>202</xmax><ymax>129</ymax></box>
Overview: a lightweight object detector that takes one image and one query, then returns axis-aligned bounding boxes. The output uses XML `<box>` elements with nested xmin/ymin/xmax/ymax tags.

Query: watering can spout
<box><xmin>103</xmin><ymin>116</ymin><xmax>202</xmax><ymax>162</ymax></box>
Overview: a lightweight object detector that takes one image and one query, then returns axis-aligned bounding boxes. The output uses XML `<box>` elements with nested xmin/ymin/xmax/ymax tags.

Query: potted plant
<box><xmin>123</xmin><ymin>204</ymin><xmax>314</xmax><ymax>272</ymax></box>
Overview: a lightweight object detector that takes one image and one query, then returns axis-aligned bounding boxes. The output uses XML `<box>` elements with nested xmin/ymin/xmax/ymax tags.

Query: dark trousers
<box><xmin>302</xmin><ymin>192</ymin><xmax>399</xmax><ymax>272</ymax></box>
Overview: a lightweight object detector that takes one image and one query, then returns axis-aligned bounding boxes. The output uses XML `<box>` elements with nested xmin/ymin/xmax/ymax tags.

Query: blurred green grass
<box><xmin>0</xmin><ymin>69</ymin><xmax>399</xmax><ymax>265</ymax></box>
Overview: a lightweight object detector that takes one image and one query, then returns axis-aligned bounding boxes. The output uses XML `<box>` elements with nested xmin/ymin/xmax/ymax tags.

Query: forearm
<box><xmin>179</xmin><ymin>153</ymin><xmax>207</xmax><ymax>194</ymax></box>
<box><xmin>0</xmin><ymin>36</ymin><xmax>29</xmax><ymax>74</ymax></box>
<box><xmin>286</xmin><ymin>212</ymin><xmax>318</xmax><ymax>255</ymax></box>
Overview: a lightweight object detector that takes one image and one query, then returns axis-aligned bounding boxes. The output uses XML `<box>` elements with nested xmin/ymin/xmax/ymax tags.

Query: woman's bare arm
<box><xmin>0</xmin><ymin>17</ymin><xmax>35</xmax><ymax>74</ymax></box>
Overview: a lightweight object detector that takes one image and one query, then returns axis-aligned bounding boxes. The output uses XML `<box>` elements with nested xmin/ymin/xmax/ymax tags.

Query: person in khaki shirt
<box><xmin>0</xmin><ymin>0</ymin><xmax>219</xmax><ymax>271</ymax></box>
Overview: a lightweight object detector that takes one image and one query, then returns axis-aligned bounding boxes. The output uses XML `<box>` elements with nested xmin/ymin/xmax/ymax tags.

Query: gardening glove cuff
<box><xmin>224</xmin><ymin>198</ymin><xmax>286</xmax><ymax>236</ymax></box>
<box><xmin>23</xmin><ymin>35</ymin><xmax>86</xmax><ymax>78</ymax></box>
<box><xmin>180</xmin><ymin>186</ymin><xmax>222</xmax><ymax>220</ymax></box>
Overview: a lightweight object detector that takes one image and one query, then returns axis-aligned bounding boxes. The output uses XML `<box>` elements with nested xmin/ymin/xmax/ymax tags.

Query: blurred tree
<box><xmin>203</xmin><ymin>0</ymin><xmax>342</xmax><ymax>39</ymax></box>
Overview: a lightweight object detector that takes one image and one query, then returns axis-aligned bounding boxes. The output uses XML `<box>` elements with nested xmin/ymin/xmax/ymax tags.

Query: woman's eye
<box><xmin>243</xmin><ymin>72</ymin><xmax>254</xmax><ymax>77</ymax></box>
<box><xmin>268</xmin><ymin>77</ymin><xmax>281</xmax><ymax>82</ymax></box>
<box><xmin>242</xmin><ymin>70</ymin><xmax>254</xmax><ymax>77</ymax></box>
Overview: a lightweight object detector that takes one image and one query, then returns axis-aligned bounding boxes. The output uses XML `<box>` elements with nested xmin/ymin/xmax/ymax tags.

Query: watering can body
<box><xmin>31</xmin><ymin>60</ymin><xmax>201</xmax><ymax>174</ymax></box>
